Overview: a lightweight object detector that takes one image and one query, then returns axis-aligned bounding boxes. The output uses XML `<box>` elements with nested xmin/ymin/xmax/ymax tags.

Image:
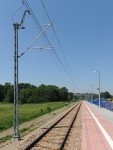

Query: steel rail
<box><xmin>59</xmin><ymin>102</ymin><xmax>82</xmax><ymax>150</ymax></box>
<box><xmin>24</xmin><ymin>102</ymin><xmax>80</xmax><ymax>150</ymax></box>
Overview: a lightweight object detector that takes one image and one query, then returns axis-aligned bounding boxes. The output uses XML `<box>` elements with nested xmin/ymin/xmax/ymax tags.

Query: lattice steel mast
<box><xmin>13</xmin><ymin>10</ymin><xmax>30</xmax><ymax>140</ymax></box>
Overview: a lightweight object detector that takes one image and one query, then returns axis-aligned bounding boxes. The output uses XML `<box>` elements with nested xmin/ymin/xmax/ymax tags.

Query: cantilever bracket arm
<box><xmin>19</xmin><ymin>22</ymin><xmax>52</xmax><ymax>57</ymax></box>
<box><xmin>19</xmin><ymin>10</ymin><xmax>30</xmax><ymax>29</ymax></box>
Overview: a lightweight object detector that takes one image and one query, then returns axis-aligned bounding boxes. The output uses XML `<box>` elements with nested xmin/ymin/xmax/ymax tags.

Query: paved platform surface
<box><xmin>82</xmin><ymin>101</ymin><xmax>113</xmax><ymax>150</ymax></box>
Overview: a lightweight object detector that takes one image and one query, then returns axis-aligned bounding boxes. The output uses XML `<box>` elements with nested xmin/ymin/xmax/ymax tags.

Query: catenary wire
<box><xmin>22</xmin><ymin>0</ymin><xmax>52</xmax><ymax>46</ymax></box>
<box><xmin>12</xmin><ymin>4</ymin><xmax>24</xmax><ymax>24</ymax></box>
<box><xmin>40</xmin><ymin>0</ymin><xmax>80</xmax><ymax>92</ymax></box>
<box><xmin>22</xmin><ymin>0</ymin><xmax>79</xmax><ymax>91</ymax></box>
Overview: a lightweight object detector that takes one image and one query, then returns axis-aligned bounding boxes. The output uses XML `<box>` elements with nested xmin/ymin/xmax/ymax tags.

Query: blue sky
<box><xmin>1</xmin><ymin>0</ymin><xmax>113</xmax><ymax>94</ymax></box>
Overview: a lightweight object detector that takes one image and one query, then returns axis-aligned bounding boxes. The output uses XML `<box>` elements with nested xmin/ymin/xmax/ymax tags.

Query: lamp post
<box><xmin>93</xmin><ymin>70</ymin><xmax>100</xmax><ymax>107</ymax></box>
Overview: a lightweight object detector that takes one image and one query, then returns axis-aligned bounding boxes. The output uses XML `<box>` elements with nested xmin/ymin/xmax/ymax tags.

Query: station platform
<box><xmin>82</xmin><ymin>101</ymin><xmax>113</xmax><ymax>150</ymax></box>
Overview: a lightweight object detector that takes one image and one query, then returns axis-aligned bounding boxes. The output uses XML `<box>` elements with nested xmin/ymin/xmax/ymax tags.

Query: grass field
<box><xmin>0</xmin><ymin>102</ymin><xmax>67</xmax><ymax>131</ymax></box>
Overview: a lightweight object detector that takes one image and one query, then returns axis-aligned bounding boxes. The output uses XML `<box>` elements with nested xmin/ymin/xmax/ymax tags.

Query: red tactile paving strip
<box><xmin>82</xmin><ymin>101</ymin><xmax>113</xmax><ymax>150</ymax></box>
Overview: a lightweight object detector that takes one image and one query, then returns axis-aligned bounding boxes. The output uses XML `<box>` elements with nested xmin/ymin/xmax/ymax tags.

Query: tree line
<box><xmin>1</xmin><ymin>82</ymin><xmax>111</xmax><ymax>103</ymax></box>
<box><xmin>83</xmin><ymin>91</ymin><xmax>112</xmax><ymax>100</ymax></box>
<box><xmin>0</xmin><ymin>83</ymin><xmax>77</xmax><ymax>103</ymax></box>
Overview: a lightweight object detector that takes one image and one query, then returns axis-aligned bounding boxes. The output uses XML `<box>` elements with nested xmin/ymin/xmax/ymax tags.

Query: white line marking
<box><xmin>85</xmin><ymin>102</ymin><xmax>113</xmax><ymax>149</ymax></box>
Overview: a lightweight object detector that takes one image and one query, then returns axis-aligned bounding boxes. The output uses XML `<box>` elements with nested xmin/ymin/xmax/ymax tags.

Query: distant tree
<box><xmin>0</xmin><ymin>84</ymin><xmax>5</xmax><ymax>102</ymax></box>
<box><xmin>19</xmin><ymin>83</ymin><xmax>36</xmax><ymax>90</ymax></box>
<box><xmin>59</xmin><ymin>87</ymin><xmax>68</xmax><ymax>101</ymax></box>
<box><xmin>20</xmin><ymin>88</ymin><xmax>39</xmax><ymax>103</ymax></box>
<box><xmin>4</xmin><ymin>85</ymin><xmax>13</xmax><ymax>103</ymax></box>
<box><xmin>20</xmin><ymin>88</ymin><xmax>31</xmax><ymax>103</ymax></box>
<box><xmin>100</xmin><ymin>91</ymin><xmax>112</xmax><ymax>99</ymax></box>
<box><xmin>92</xmin><ymin>93</ymin><xmax>98</xmax><ymax>99</ymax></box>
<box><xmin>3</xmin><ymin>83</ymin><xmax>14</xmax><ymax>103</ymax></box>
<box><xmin>37</xmin><ymin>84</ymin><xmax>47</xmax><ymax>102</ymax></box>
<box><xmin>4</xmin><ymin>83</ymin><xmax>11</xmax><ymax>94</ymax></box>
<box><xmin>45</xmin><ymin>85</ymin><xmax>60</xmax><ymax>102</ymax></box>
<box><xmin>68</xmin><ymin>92</ymin><xmax>73</xmax><ymax>101</ymax></box>
<box><xmin>74</xmin><ymin>95</ymin><xmax>78</xmax><ymax>100</ymax></box>
<box><xmin>0</xmin><ymin>82</ymin><xmax>77</xmax><ymax>103</ymax></box>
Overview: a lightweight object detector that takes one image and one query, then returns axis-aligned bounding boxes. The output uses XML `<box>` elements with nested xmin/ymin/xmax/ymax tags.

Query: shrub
<box><xmin>47</xmin><ymin>106</ymin><xmax>51</xmax><ymax>112</ymax></box>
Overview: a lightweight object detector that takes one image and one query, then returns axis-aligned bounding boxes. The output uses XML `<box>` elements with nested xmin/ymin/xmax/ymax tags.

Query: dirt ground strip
<box><xmin>0</xmin><ymin>102</ymin><xmax>77</xmax><ymax>150</ymax></box>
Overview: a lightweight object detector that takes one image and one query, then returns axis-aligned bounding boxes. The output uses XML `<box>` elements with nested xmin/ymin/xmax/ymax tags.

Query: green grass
<box><xmin>0</xmin><ymin>102</ymin><xmax>66</xmax><ymax>131</ymax></box>
<box><xmin>0</xmin><ymin>135</ymin><xmax>12</xmax><ymax>143</ymax></box>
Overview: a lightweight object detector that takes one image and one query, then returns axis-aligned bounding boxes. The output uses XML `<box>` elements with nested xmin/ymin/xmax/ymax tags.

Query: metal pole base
<box><xmin>13</xmin><ymin>133</ymin><xmax>20</xmax><ymax>141</ymax></box>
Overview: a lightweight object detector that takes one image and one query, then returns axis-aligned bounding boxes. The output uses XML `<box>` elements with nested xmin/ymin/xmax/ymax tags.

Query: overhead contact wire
<box><xmin>22</xmin><ymin>0</ymin><xmax>78</xmax><ymax>90</ymax></box>
<box><xmin>40</xmin><ymin>0</ymin><xmax>80</xmax><ymax>91</ymax></box>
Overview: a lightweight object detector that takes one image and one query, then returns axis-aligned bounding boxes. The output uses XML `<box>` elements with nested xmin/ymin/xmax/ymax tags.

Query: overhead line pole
<box><xmin>13</xmin><ymin>23</ymin><xmax>20</xmax><ymax>140</ymax></box>
<box><xmin>13</xmin><ymin>10</ymin><xmax>30</xmax><ymax>140</ymax></box>
<box><xmin>13</xmin><ymin>9</ymin><xmax>52</xmax><ymax>140</ymax></box>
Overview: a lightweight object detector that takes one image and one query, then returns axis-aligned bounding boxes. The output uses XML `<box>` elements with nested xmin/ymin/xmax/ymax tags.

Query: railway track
<box><xmin>24</xmin><ymin>102</ymin><xmax>82</xmax><ymax>150</ymax></box>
